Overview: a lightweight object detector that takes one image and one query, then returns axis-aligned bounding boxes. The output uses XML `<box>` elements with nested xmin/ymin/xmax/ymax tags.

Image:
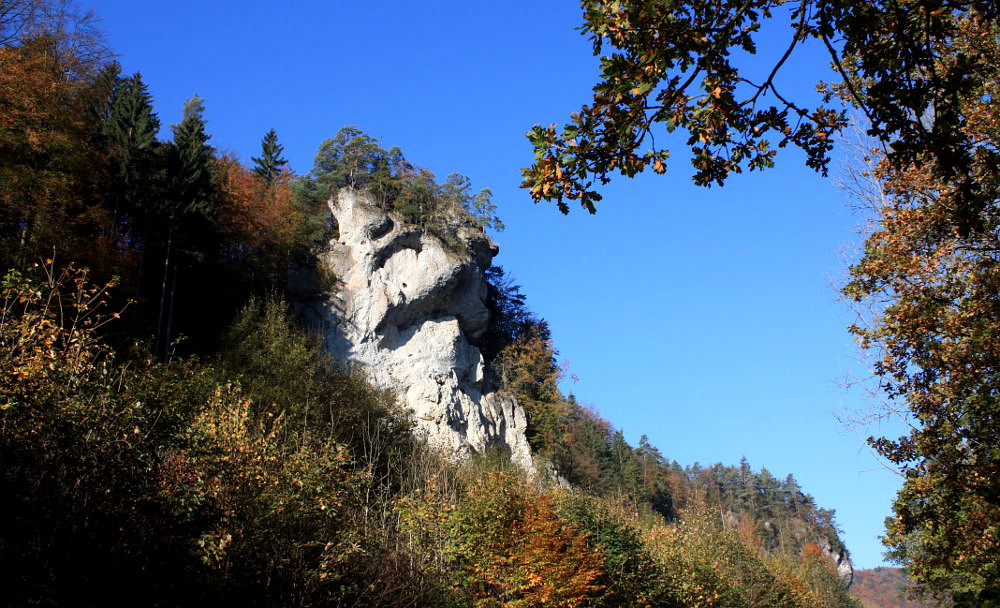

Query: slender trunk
<box><xmin>134</xmin><ymin>216</ymin><xmax>151</xmax><ymax>299</ymax></box>
<box><xmin>165</xmin><ymin>263</ymin><xmax>178</xmax><ymax>363</ymax></box>
<box><xmin>16</xmin><ymin>212</ymin><xmax>31</xmax><ymax>271</ymax></box>
<box><xmin>155</xmin><ymin>225</ymin><xmax>172</xmax><ymax>358</ymax></box>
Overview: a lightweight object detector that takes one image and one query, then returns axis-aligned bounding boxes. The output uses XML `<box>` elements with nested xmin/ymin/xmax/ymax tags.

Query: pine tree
<box><xmin>100</xmin><ymin>70</ymin><xmax>162</xmax><ymax>248</ymax></box>
<box><xmin>168</xmin><ymin>95</ymin><xmax>214</xmax><ymax>221</ymax></box>
<box><xmin>251</xmin><ymin>128</ymin><xmax>287</xmax><ymax>186</ymax></box>
<box><xmin>155</xmin><ymin>94</ymin><xmax>216</xmax><ymax>359</ymax></box>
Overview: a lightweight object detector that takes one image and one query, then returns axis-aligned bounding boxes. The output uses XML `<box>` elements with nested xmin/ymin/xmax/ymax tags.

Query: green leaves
<box><xmin>524</xmin><ymin>0</ymin><xmax>996</xmax><ymax>223</ymax></box>
<box><xmin>311</xmin><ymin>125</ymin><xmax>401</xmax><ymax>198</ymax></box>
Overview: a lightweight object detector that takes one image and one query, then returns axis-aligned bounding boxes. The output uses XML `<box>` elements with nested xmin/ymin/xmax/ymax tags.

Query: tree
<box><xmin>0</xmin><ymin>0</ymin><xmax>109</xmax><ymax>73</ymax></box>
<box><xmin>393</xmin><ymin>163</ymin><xmax>438</xmax><ymax>226</ymax></box>
<box><xmin>493</xmin><ymin>319</ymin><xmax>565</xmax><ymax>450</ymax></box>
<box><xmin>522</xmin><ymin>0</ymin><xmax>999</xmax><ymax>229</ymax></box>
<box><xmin>311</xmin><ymin>125</ymin><xmax>401</xmax><ymax>201</ymax></box>
<box><xmin>444</xmin><ymin>473</ymin><xmax>607</xmax><ymax>608</ymax></box>
<box><xmin>481</xmin><ymin>266</ymin><xmax>533</xmax><ymax>363</ymax></box>
<box><xmin>0</xmin><ymin>29</ymin><xmax>107</xmax><ymax>270</ymax></box>
<box><xmin>169</xmin><ymin>95</ymin><xmax>214</xmax><ymax>220</ymax></box>
<box><xmin>99</xmin><ymin>70</ymin><xmax>163</xmax><ymax>250</ymax></box>
<box><xmin>441</xmin><ymin>173</ymin><xmax>504</xmax><ymax>234</ymax></box>
<box><xmin>840</xmin><ymin>16</ymin><xmax>1000</xmax><ymax>605</ymax></box>
<box><xmin>251</xmin><ymin>128</ymin><xmax>288</xmax><ymax>186</ymax></box>
<box><xmin>155</xmin><ymin>94</ymin><xmax>216</xmax><ymax>358</ymax></box>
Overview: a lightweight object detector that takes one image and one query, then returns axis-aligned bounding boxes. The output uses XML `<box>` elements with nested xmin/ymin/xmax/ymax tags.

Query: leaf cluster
<box><xmin>523</xmin><ymin>0</ymin><xmax>998</xmax><ymax>228</ymax></box>
<box><xmin>841</xmin><ymin>16</ymin><xmax>1000</xmax><ymax>603</ymax></box>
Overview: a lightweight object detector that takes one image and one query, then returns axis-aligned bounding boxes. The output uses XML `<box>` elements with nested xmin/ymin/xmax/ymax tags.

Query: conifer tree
<box><xmin>169</xmin><ymin>95</ymin><xmax>214</xmax><ymax>221</ymax></box>
<box><xmin>156</xmin><ymin>94</ymin><xmax>216</xmax><ymax>358</ymax></box>
<box><xmin>100</xmin><ymin>70</ymin><xmax>162</xmax><ymax>247</ymax></box>
<box><xmin>251</xmin><ymin>128</ymin><xmax>287</xmax><ymax>186</ymax></box>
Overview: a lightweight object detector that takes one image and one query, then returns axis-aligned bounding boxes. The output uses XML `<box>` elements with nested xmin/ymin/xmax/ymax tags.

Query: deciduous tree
<box><xmin>841</xmin><ymin>17</ymin><xmax>1000</xmax><ymax>605</ymax></box>
<box><xmin>523</xmin><ymin>0</ymin><xmax>998</xmax><ymax>230</ymax></box>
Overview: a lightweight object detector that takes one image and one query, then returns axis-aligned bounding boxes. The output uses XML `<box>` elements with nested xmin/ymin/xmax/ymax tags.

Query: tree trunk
<box><xmin>155</xmin><ymin>225</ymin><xmax>172</xmax><ymax>359</ymax></box>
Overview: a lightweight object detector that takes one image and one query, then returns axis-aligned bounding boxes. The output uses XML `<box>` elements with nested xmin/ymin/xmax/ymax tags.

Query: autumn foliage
<box><xmin>0</xmin><ymin>4</ymin><xmax>863</xmax><ymax>606</ymax></box>
<box><xmin>842</xmin><ymin>16</ymin><xmax>1000</xmax><ymax>605</ymax></box>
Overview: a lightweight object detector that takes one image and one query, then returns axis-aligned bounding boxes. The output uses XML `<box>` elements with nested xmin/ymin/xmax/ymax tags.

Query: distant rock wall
<box><xmin>317</xmin><ymin>189</ymin><xmax>535</xmax><ymax>474</ymax></box>
<box><xmin>820</xmin><ymin>539</ymin><xmax>855</xmax><ymax>588</ymax></box>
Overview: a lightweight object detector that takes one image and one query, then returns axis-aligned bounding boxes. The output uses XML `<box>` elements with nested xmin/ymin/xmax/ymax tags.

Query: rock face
<box><xmin>318</xmin><ymin>189</ymin><xmax>535</xmax><ymax>473</ymax></box>
<box><xmin>819</xmin><ymin>540</ymin><xmax>855</xmax><ymax>588</ymax></box>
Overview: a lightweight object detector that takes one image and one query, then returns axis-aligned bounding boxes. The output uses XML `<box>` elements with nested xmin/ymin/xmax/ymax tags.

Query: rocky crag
<box><xmin>316</xmin><ymin>189</ymin><xmax>535</xmax><ymax>473</ymax></box>
<box><xmin>821</xmin><ymin>539</ymin><xmax>855</xmax><ymax>587</ymax></box>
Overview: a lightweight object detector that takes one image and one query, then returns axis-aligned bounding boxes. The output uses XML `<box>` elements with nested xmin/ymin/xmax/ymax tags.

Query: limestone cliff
<box><xmin>820</xmin><ymin>540</ymin><xmax>855</xmax><ymax>588</ymax></box>
<box><xmin>316</xmin><ymin>189</ymin><xmax>535</xmax><ymax>473</ymax></box>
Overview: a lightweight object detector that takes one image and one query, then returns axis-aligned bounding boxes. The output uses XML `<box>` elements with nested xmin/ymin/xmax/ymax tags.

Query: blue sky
<box><xmin>86</xmin><ymin>0</ymin><xmax>903</xmax><ymax>569</ymax></box>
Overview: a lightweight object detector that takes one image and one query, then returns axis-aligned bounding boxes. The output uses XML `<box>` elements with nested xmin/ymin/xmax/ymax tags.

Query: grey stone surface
<box><xmin>318</xmin><ymin>189</ymin><xmax>535</xmax><ymax>474</ymax></box>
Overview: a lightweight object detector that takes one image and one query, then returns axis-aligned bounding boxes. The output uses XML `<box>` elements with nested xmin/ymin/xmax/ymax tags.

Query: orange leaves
<box><xmin>803</xmin><ymin>542</ymin><xmax>823</xmax><ymax>558</ymax></box>
<box><xmin>216</xmin><ymin>154</ymin><xmax>298</xmax><ymax>246</ymax></box>
<box><xmin>513</xmin><ymin>495</ymin><xmax>606</xmax><ymax>608</ymax></box>
<box><xmin>213</xmin><ymin>153</ymin><xmax>307</xmax><ymax>283</ymax></box>
<box><xmin>444</xmin><ymin>473</ymin><xmax>607</xmax><ymax>608</ymax></box>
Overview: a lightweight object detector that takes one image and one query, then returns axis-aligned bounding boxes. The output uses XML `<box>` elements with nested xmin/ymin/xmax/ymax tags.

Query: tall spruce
<box><xmin>251</xmin><ymin>128</ymin><xmax>287</xmax><ymax>186</ymax></box>
<box><xmin>101</xmin><ymin>70</ymin><xmax>162</xmax><ymax>248</ymax></box>
<box><xmin>168</xmin><ymin>95</ymin><xmax>213</xmax><ymax>222</ymax></box>
<box><xmin>155</xmin><ymin>94</ymin><xmax>215</xmax><ymax>359</ymax></box>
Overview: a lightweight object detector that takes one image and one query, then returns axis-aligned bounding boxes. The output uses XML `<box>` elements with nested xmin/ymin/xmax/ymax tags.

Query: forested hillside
<box><xmin>1</xmin><ymin>1</ymin><xmax>861</xmax><ymax>606</ymax></box>
<box><xmin>851</xmin><ymin>568</ymin><xmax>935</xmax><ymax>608</ymax></box>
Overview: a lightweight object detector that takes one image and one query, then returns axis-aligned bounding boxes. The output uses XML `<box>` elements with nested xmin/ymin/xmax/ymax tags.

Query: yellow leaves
<box><xmin>160</xmin><ymin>379</ymin><xmax>360</xmax><ymax>563</ymax></box>
<box><xmin>653</xmin><ymin>158</ymin><xmax>666</xmax><ymax>174</ymax></box>
<box><xmin>0</xmin><ymin>261</ymin><xmax>120</xmax><ymax>415</ymax></box>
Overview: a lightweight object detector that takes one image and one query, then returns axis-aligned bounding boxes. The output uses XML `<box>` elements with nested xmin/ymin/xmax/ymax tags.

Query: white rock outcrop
<box><xmin>819</xmin><ymin>540</ymin><xmax>855</xmax><ymax>588</ymax></box>
<box><xmin>318</xmin><ymin>189</ymin><xmax>535</xmax><ymax>473</ymax></box>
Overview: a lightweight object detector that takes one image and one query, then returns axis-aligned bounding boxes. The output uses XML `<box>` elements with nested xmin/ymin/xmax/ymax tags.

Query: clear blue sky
<box><xmin>86</xmin><ymin>0</ymin><xmax>903</xmax><ymax>569</ymax></box>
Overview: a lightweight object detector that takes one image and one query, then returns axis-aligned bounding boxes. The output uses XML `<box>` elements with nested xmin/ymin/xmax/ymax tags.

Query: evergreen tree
<box><xmin>155</xmin><ymin>94</ymin><xmax>216</xmax><ymax>358</ymax></box>
<box><xmin>311</xmin><ymin>126</ymin><xmax>401</xmax><ymax>203</ymax></box>
<box><xmin>168</xmin><ymin>95</ymin><xmax>214</xmax><ymax>221</ymax></box>
<box><xmin>251</xmin><ymin>128</ymin><xmax>287</xmax><ymax>186</ymax></box>
<box><xmin>100</xmin><ymin>70</ymin><xmax>162</xmax><ymax>248</ymax></box>
<box><xmin>481</xmin><ymin>266</ymin><xmax>532</xmax><ymax>363</ymax></box>
<box><xmin>441</xmin><ymin>173</ymin><xmax>504</xmax><ymax>234</ymax></box>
